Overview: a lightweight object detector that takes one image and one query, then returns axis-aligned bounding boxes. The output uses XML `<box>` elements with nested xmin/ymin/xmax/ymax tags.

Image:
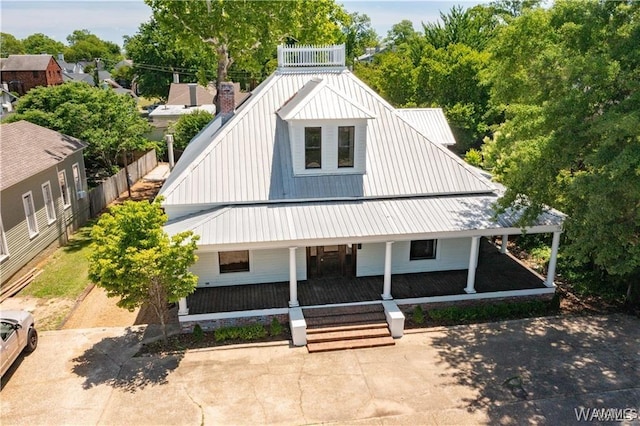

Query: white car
<box><xmin>1</xmin><ymin>310</ymin><xmax>37</xmax><ymax>377</ymax></box>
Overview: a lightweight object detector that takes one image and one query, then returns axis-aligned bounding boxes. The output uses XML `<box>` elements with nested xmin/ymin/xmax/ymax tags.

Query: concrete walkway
<box><xmin>1</xmin><ymin>314</ymin><xmax>638</xmax><ymax>425</ymax></box>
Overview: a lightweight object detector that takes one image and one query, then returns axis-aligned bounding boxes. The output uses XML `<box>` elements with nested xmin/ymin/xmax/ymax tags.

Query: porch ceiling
<box><xmin>165</xmin><ymin>195</ymin><xmax>564</xmax><ymax>249</ymax></box>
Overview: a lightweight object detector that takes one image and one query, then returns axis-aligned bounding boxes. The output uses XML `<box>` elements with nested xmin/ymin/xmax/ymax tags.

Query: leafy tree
<box><xmin>1</xmin><ymin>32</ymin><xmax>25</xmax><ymax>57</ymax></box>
<box><xmin>483</xmin><ymin>0</ymin><xmax>640</xmax><ymax>300</ymax></box>
<box><xmin>385</xmin><ymin>20</ymin><xmax>418</xmax><ymax>47</ymax></box>
<box><xmin>415</xmin><ymin>43</ymin><xmax>493</xmax><ymax>150</ymax></box>
<box><xmin>170</xmin><ymin>110</ymin><xmax>214</xmax><ymax>151</ymax></box>
<box><xmin>422</xmin><ymin>5</ymin><xmax>502</xmax><ymax>50</ymax></box>
<box><xmin>342</xmin><ymin>12</ymin><xmax>378</xmax><ymax>64</ymax></box>
<box><xmin>22</xmin><ymin>33</ymin><xmax>65</xmax><ymax>55</ymax></box>
<box><xmin>64</xmin><ymin>29</ymin><xmax>122</xmax><ymax>65</ymax></box>
<box><xmin>124</xmin><ymin>19</ymin><xmax>210</xmax><ymax>99</ymax></box>
<box><xmin>146</xmin><ymin>0</ymin><xmax>349</xmax><ymax>109</ymax></box>
<box><xmin>89</xmin><ymin>199</ymin><xmax>199</xmax><ymax>343</ymax></box>
<box><xmin>110</xmin><ymin>65</ymin><xmax>134</xmax><ymax>89</ymax></box>
<box><xmin>5</xmin><ymin>82</ymin><xmax>153</xmax><ymax>176</ymax></box>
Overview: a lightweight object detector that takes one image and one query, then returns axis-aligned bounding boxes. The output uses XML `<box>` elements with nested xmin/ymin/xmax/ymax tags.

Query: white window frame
<box><xmin>72</xmin><ymin>163</ymin><xmax>83</xmax><ymax>193</ymax></box>
<box><xmin>41</xmin><ymin>181</ymin><xmax>56</xmax><ymax>224</ymax></box>
<box><xmin>22</xmin><ymin>191</ymin><xmax>39</xmax><ymax>238</ymax></box>
<box><xmin>0</xmin><ymin>215</ymin><xmax>8</xmax><ymax>261</ymax></box>
<box><xmin>58</xmin><ymin>170</ymin><xmax>71</xmax><ymax>209</ymax></box>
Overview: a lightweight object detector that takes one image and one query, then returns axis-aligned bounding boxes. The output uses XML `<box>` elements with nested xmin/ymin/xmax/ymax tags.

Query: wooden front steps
<box><xmin>304</xmin><ymin>304</ymin><xmax>395</xmax><ymax>353</ymax></box>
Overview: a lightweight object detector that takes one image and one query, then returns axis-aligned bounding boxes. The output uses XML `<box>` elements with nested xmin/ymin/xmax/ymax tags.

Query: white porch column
<box><xmin>382</xmin><ymin>241</ymin><xmax>394</xmax><ymax>300</ymax></box>
<box><xmin>465</xmin><ymin>236</ymin><xmax>481</xmax><ymax>294</ymax></box>
<box><xmin>178</xmin><ymin>297</ymin><xmax>189</xmax><ymax>316</ymax></box>
<box><xmin>289</xmin><ymin>247</ymin><xmax>299</xmax><ymax>307</ymax></box>
<box><xmin>500</xmin><ymin>234</ymin><xmax>509</xmax><ymax>254</ymax></box>
<box><xmin>545</xmin><ymin>231</ymin><xmax>561</xmax><ymax>287</ymax></box>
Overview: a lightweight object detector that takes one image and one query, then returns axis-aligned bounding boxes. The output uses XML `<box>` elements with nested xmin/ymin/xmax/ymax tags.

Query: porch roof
<box><xmin>164</xmin><ymin>194</ymin><xmax>564</xmax><ymax>249</ymax></box>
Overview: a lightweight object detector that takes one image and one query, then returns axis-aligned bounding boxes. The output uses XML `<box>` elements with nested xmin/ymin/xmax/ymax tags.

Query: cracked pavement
<box><xmin>1</xmin><ymin>314</ymin><xmax>638</xmax><ymax>425</ymax></box>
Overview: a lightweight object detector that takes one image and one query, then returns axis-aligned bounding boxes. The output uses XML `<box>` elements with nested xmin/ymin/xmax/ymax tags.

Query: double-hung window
<box><xmin>219</xmin><ymin>251</ymin><xmax>250</xmax><ymax>273</ymax></box>
<box><xmin>338</xmin><ymin>126</ymin><xmax>355</xmax><ymax>168</ymax></box>
<box><xmin>42</xmin><ymin>181</ymin><xmax>56</xmax><ymax>224</ymax></box>
<box><xmin>58</xmin><ymin>170</ymin><xmax>71</xmax><ymax>208</ymax></box>
<box><xmin>22</xmin><ymin>192</ymin><xmax>39</xmax><ymax>238</ymax></box>
<box><xmin>304</xmin><ymin>127</ymin><xmax>322</xmax><ymax>169</ymax></box>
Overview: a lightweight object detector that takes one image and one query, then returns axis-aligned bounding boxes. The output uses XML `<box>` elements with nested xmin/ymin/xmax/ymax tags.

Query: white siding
<box><xmin>191</xmin><ymin>247</ymin><xmax>307</xmax><ymax>287</ymax></box>
<box><xmin>356</xmin><ymin>238</ymin><xmax>471</xmax><ymax>277</ymax></box>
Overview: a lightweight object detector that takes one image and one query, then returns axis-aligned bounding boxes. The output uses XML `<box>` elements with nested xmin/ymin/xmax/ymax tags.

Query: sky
<box><xmin>1</xmin><ymin>0</ymin><xmax>487</xmax><ymax>47</ymax></box>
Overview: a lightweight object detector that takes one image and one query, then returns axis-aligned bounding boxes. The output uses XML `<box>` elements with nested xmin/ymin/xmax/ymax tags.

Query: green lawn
<box><xmin>22</xmin><ymin>222</ymin><xmax>94</xmax><ymax>299</ymax></box>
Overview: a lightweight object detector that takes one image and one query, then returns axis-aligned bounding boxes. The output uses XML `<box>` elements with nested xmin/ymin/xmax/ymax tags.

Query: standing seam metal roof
<box><xmin>164</xmin><ymin>195</ymin><xmax>564</xmax><ymax>247</ymax></box>
<box><xmin>159</xmin><ymin>68</ymin><xmax>494</xmax><ymax>207</ymax></box>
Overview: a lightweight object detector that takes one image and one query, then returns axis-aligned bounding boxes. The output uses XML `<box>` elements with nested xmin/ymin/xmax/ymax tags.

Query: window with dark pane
<box><xmin>219</xmin><ymin>250</ymin><xmax>250</xmax><ymax>273</ymax></box>
<box><xmin>410</xmin><ymin>240</ymin><xmax>437</xmax><ymax>260</ymax></box>
<box><xmin>338</xmin><ymin>126</ymin><xmax>354</xmax><ymax>168</ymax></box>
<box><xmin>305</xmin><ymin>127</ymin><xmax>322</xmax><ymax>169</ymax></box>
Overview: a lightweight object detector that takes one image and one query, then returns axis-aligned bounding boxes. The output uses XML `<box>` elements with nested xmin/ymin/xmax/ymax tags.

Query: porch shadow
<box><xmin>187</xmin><ymin>239</ymin><xmax>547</xmax><ymax>315</ymax></box>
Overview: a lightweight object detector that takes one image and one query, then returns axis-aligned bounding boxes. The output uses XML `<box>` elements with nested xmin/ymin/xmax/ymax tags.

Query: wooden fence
<box><xmin>88</xmin><ymin>150</ymin><xmax>158</xmax><ymax>217</ymax></box>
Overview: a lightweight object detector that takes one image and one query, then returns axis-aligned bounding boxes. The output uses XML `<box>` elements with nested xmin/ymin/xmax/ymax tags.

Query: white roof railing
<box><xmin>277</xmin><ymin>44</ymin><xmax>346</xmax><ymax>68</ymax></box>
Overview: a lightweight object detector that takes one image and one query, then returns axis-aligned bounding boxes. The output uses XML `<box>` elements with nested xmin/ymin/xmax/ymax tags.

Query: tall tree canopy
<box><xmin>0</xmin><ymin>33</ymin><xmax>25</xmax><ymax>57</ymax></box>
<box><xmin>64</xmin><ymin>29</ymin><xmax>122</xmax><ymax>65</ymax></box>
<box><xmin>124</xmin><ymin>19</ymin><xmax>213</xmax><ymax>99</ymax></box>
<box><xmin>89</xmin><ymin>199</ymin><xmax>199</xmax><ymax>343</ymax></box>
<box><xmin>22</xmin><ymin>33</ymin><xmax>65</xmax><ymax>56</ymax></box>
<box><xmin>145</xmin><ymin>0</ymin><xmax>351</xmax><ymax>109</ymax></box>
<box><xmin>483</xmin><ymin>0</ymin><xmax>640</xmax><ymax>295</ymax></box>
<box><xmin>4</xmin><ymin>83</ymin><xmax>153</xmax><ymax>177</ymax></box>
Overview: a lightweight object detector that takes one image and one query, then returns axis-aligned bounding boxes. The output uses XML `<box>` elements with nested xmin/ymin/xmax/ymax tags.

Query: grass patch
<box><xmin>21</xmin><ymin>223</ymin><xmax>93</xmax><ymax>299</ymax></box>
<box><xmin>214</xmin><ymin>324</ymin><xmax>267</xmax><ymax>342</ymax></box>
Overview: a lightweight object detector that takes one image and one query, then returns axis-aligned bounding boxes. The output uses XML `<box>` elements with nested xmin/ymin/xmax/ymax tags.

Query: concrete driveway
<box><xmin>1</xmin><ymin>314</ymin><xmax>638</xmax><ymax>425</ymax></box>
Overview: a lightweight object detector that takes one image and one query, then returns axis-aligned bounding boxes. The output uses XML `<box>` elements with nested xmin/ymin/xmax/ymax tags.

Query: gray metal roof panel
<box><xmin>397</xmin><ymin>108</ymin><xmax>457</xmax><ymax>146</ymax></box>
<box><xmin>164</xmin><ymin>195</ymin><xmax>564</xmax><ymax>246</ymax></box>
<box><xmin>159</xmin><ymin>69</ymin><xmax>494</xmax><ymax>206</ymax></box>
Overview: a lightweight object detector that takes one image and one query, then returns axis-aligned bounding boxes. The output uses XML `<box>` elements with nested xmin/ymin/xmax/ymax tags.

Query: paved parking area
<box><xmin>1</xmin><ymin>314</ymin><xmax>638</xmax><ymax>425</ymax></box>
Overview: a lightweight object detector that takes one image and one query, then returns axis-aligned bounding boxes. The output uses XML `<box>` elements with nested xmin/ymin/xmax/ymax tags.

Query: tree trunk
<box><xmin>215</xmin><ymin>45</ymin><xmax>230</xmax><ymax>113</ymax></box>
<box><xmin>149</xmin><ymin>279</ymin><xmax>169</xmax><ymax>345</ymax></box>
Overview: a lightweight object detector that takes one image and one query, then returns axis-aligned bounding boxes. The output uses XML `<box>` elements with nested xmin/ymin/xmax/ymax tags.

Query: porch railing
<box><xmin>277</xmin><ymin>44</ymin><xmax>346</xmax><ymax>68</ymax></box>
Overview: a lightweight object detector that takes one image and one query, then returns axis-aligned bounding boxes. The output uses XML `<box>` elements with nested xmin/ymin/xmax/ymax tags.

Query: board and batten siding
<box><xmin>356</xmin><ymin>238</ymin><xmax>471</xmax><ymax>277</ymax></box>
<box><xmin>191</xmin><ymin>247</ymin><xmax>307</xmax><ymax>287</ymax></box>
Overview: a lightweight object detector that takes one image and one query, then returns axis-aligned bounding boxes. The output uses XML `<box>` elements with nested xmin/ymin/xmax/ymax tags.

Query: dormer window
<box><xmin>338</xmin><ymin>126</ymin><xmax>354</xmax><ymax>168</ymax></box>
<box><xmin>305</xmin><ymin>127</ymin><xmax>322</xmax><ymax>169</ymax></box>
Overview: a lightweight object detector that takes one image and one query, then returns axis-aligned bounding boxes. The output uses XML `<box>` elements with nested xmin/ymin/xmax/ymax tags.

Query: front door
<box><xmin>307</xmin><ymin>244</ymin><xmax>357</xmax><ymax>278</ymax></box>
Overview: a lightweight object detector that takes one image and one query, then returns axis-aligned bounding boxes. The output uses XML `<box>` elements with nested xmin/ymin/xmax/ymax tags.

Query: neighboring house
<box><xmin>55</xmin><ymin>53</ymin><xmax>85</xmax><ymax>74</ymax></box>
<box><xmin>101</xmin><ymin>78</ymin><xmax>138</xmax><ymax>100</ymax></box>
<box><xmin>0</xmin><ymin>83</ymin><xmax>18</xmax><ymax>118</ymax></box>
<box><xmin>149</xmin><ymin>82</ymin><xmax>249</xmax><ymax>128</ymax></box>
<box><xmin>62</xmin><ymin>72</ymin><xmax>95</xmax><ymax>86</ymax></box>
<box><xmin>356</xmin><ymin>43</ymin><xmax>389</xmax><ymax>63</ymax></box>
<box><xmin>0</xmin><ymin>121</ymin><xmax>89</xmax><ymax>285</ymax></box>
<box><xmin>159</xmin><ymin>45</ymin><xmax>564</xmax><ymax>339</ymax></box>
<box><xmin>114</xmin><ymin>59</ymin><xmax>133</xmax><ymax>70</ymax></box>
<box><xmin>0</xmin><ymin>54</ymin><xmax>64</xmax><ymax>95</ymax></box>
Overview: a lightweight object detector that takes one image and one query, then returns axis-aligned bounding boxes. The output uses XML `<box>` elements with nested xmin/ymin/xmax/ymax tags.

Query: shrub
<box><xmin>464</xmin><ymin>148</ymin><xmax>483</xmax><ymax>167</ymax></box>
<box><xmin>214</xmin><ymin>323</ymin><xmax>267</xmax><ymax>342</ymax></box>
<box><xmin>270</xmin><ymin>317</ymin><xmax>283</xmax><ymax>336</ymax></box>
<box><xmin>428</xmin><ymin>300</ymin><xmax>551</xmax><ymax>324</ymax></box>
<box><xmin>192</xmin><ymin>324</ymin><xmax>204</xmax><ymax>342</ymax></box>
<box><xmin>412</xmin><ymin>305</ymin><xmax>425</xmax><ymax>324</ymax></box>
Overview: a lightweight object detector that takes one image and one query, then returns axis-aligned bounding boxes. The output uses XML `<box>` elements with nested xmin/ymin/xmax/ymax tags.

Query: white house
<box><xmin>159</xmin><ymin>45</ymin><xmax>563</xmax><ymax>343</ymax></box>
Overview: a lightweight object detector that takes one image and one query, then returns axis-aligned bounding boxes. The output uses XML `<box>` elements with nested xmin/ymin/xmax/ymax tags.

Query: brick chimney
<box><xmin>218</xmin><ymin>81</ymin><xmax>235</xmax><ymax>122</ymax></box>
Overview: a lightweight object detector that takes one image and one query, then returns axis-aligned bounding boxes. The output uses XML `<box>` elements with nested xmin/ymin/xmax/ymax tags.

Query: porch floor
<box><xmin>186</xmin><ymin>239</ymin><xmax>548</xmax><ymax>315</ymax></box>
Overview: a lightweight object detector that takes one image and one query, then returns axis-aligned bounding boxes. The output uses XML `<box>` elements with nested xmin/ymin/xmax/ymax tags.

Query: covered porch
<box><xmin>184</xmin><ymin>238</ymin><xmax>552</xmax><ymax>315</ymax></box>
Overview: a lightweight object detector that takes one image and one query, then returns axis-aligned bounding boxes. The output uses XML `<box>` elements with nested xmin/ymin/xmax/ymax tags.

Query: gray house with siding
<box><xmin>0</xmin><ymin>121</ymin><xmax>89</xmax><ymax>285</ymax></box>
<box><xmin>160</xmin><ymin>45</ymin><xmax>564</xmax><ymax>345</ymax></box>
